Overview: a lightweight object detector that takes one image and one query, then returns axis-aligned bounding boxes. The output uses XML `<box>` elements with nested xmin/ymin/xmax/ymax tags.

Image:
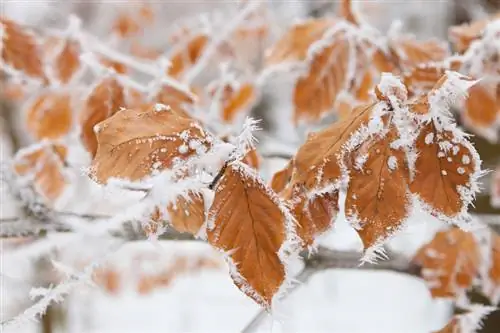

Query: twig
<box><xmin>183</xmin><ymin>1</ymin><xmax>261</xmax><ymax>84</ymax></box>
<box><xmin>241</xmin><ymin>246</ymin><xmax>421</xmax><ymax>333</ymax></box>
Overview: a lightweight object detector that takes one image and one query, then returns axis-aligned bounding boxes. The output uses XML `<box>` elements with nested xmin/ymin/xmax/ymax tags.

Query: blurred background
<box><xmin>1</xmin><ymin>1</ymin><xmax>500</xmax><ymax>332</ymax></box>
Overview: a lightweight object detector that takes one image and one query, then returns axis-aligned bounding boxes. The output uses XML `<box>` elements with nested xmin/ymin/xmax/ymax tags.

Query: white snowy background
<box><xmin>0</xmin><ymin>1</ymin><xmax>492</xmax><ymax>332</ymax></box>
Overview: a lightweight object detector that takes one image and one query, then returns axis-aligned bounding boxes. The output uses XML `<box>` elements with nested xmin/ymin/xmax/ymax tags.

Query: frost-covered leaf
<box><xmin>413</xmin><ymin>228</ymin><xmax>480</xmax><ymax>298</ymax></box>
<box><xmin>207</xmin><ymin>161</ymin><xmax>298</xmax><ymax>308</ymax></box>
<box><xmin>0</xmin><ymin>18</ymin><xmax>46</xmax><ymax>81</ymax></box>
<box><xmin>408</xmin><ymin>74</ymin><xmax>482</xmax><ymax>222</ymax></box>
<box><xmin>241</xmin><ymin>149</ymin><xmax>260</xmax><ymax>170</ymax></box>
<box><xmin>90</xmin><ymin>104</ymin><xmax>212</xmax><ymax>183</ymax></box>
<box><xmin>25</xmin><ymin>91</ymin><xmax>73</xmax><ymax>140</ymax></box>
<box><xmin>287</xmin><ymin>186</ymin><xmax>338</xmax><ymax>247</ymax></box>
<box><xmin>462</xmin><ymin>81</ymin><xmax>499</xmax><ymax>142</ymax></box>
<box><xmin>221</xmin><ymin>82</ymin><xmax>256</xmax><ymax>123</ymax></box>
<box><xmin>44</xmin><ymin>37</ymin><xmax>82</xmax><ymax>84</ymax></box>
<box><xmin>152</xmin><ymin>83</ymin><xmax>197</xmax><ymax>114</ymax></box>
<box><xmin>345</xmin><ymin>127</ymin><xmax>410</xmax><ymax>250</ymax></box>
<box><xmin>167</xmin><ymin>34</ymin><xmax>208</xmax><ymax>78</ymax></box>
<box><xmin>92</xmin><ymin>267</ymin><xmax>120</xmax><ymax>295</ymax></box>
<box><xmin>389</xmin><ymin>36</ymin><xmax>449</xmax><ymax>71</ymax></box>
<box><xmin>449</xmin><ymin>13</ymin><xmax>500</xmax><ymax>53</ymax></box>
<box><xmin>13</xmin><ymin>142</ymin><xmax>68</xmax><ymax>203</ymax></box>
<box><xmin>80</xmin><ymin>77</ymin><xmax>125</xmax><ymax>157</ymax></box>
<box><xmin>270</xmin><ymin>160</ymin><xmax>293</xmax><ymax>193</ymax></box>
<box><xmin>113</xmin><ymin>13</ymin><xmax>141</xmax><ymax>38</ymax></box>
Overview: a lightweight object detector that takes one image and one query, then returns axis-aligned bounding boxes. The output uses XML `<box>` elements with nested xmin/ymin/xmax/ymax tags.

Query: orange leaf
<box><xmin>265</xmin><ymin>18</ymin><xmax>335</xmax><ymax>65</ymax></box>
<box><xmin>287</xmin><ymin>186</ymin><xmax>338</xmax><ymax>247</ymax></box>
<box><xmin>153</xmin><ymin>83</ymin><xmax>196</xmax><ymax>113</ymax></box>
<box><xmin>80</xmin><ymin>78</ymin><xmax>125</xmax><ymax>157</ymax></box>
<box><xmin>207</xmin><ymin>162</ymin><xmax>296</xmax><ymax>308</ymax></box>
<box><xmin>270</xmin><ymin>161</ymin><xmax>294</xmax><ymax>194</ymax></box>
<box><xmin>90</xmin><ymin>104</ymin><xmax>212</xmax><ymax>183</ymax></box>
<box><xmin>345</xmin><ymin>127</ymin><xmax>411</xmax><ymax>250</ymax></box>
<box><xmin>449</xmin><ymin>12</ymin><xmax>500</xmax><ymax>53</ymax></box>
<box><xmin>390</xmin><ymin>37</ymin><xmax>449</xmax><ymax>71</ymax></box>
<box><xmin>242</xmin><ymin>149</ymin><xmax>260</xmax><ymax>170</ymax></box>
<box><xmin>51</xmin><ymin>39</ymin><xmax>81</xmax><ymax>84</ymax></box>
<box><xmin>338</xmin><ymin>0</ymin><xmax>360</xmax><ymax>25</ymax></box>
<box><xmin>463</xmin><ymin>81</ymin><xmax>499</xmax><ymax>137</ymax></box>
<box><xmin>13</xmin><ymin>143</ymin><xmax>68</xmax><ymax>203</ymax></box>
<box><xmin>167</xmin><ymin>34</ymin><xmax>208</xmax><ymax>78</ymax></box>
<box><xmin>0</xmin><ymin>18</ymin><xmax>46</xmax><ymax>80</ymax></box>
<box><xmin>113</xmin><ymin>14</ymin><xmax>141</xmax><ymax>38</ymax></box>
<box><xmin>413</xmin><ymin>228</ymin><xmax>480</xmax><ymax>298</ymax></box>
<box><xmin>25</xmin><ymin>91</ymin><xmax>73</xmax><ymax>140</ymax></box>
<box><xmin>222</xmin><ymin>83</ymin><xmax>256</xmax><ymax>123</ymax></box>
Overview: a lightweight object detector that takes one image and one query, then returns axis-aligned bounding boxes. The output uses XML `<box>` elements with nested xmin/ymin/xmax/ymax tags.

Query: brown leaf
<box><xmin>338</xmin><ymin>0</ymin><xmax>360</xmax><ymax>25</ymax></box>
<box><xmin>403</xmin><ymin>64</ymin><xmax>447</xmax><ymax>97</ymax></box>
<box><xmin>288</xmin><ymin>186</ymin><xmax>338</xmax><ymax>247</ymax></box>
<box><xmin>409</xmin><ymin>120</ymin><xmax>478</xmax><ymax>219</ymax></box>
<box><xmin>93</xmin><ymin>268</ymin><xmax>121</xmax><ymax>295</ymax></box>
<box><xmin>26</xmin><ymin>92</ymin><xmax>73</xmax><ymax>140</ymax></box>
<box><xmin>52</xmin><ymin>39</ymin><xmax>81</xmax><ymax>84</ymax></box>
<box><xmin>80</xmin><ymin>78</ymin><xmax>125</xmax><ymax>157</ymax></box>
<box><xmin>99</xmin><ymin>57</ymin><xmax>128</xmax><ymax>74</ymax></box>
<box><xmin>222</xmin><ymin>83</ymin><xmax>256</xmax><ymax>122</ymax></box>
<box><xmin>113</xmin><ymin>14</ymin><xmax>141</xmax><ymax>38</ymax></box>
<box><xmin>270</xmin><ymin>161</ymin><xmax>294</xmax><ymax>193</ymax></box>
<box><xmin>463</xmin><ymin>81</ymin><xmax>499</xmax><ymax>131</ymax></box>
<box><xmin>13</xmin><ymin>143</ymin><xmax>68</xmax><ymax>203</ymax></box>
<box><xmin>242</xmin><ymin>149</ymin><xmax>260</xmax><ymax>170</ymax></box>
<box><xmin>167</xmin><ymin>34</ymin><xmax>208</xmax><ymax>78</ymax></box>
<box><xmin>265</xmin><ymin>18</ymin><xmax>335</xmax><ymax>65</ymax></box>
<box><xmin>0</xmin><ymin>18</ymin><xmax>46</xmax><ymax>80</ymax></box>
<box><xmin>413</xmin><ymin>228</ymin><xmax>480</xmax><ymax>298</ymax></box>
<box><xmin>449</xmin><ymin>12</ymin><xmax>500</xmax><ymax>53</ymax></box>
<box><xmin>345</xmin><ymin>127</ymin><xmax>411</xmax><ymax>250</ymax></box>
<box><xmin>167</xmin><ymin>194</ymin><xmax>205</xmax><ymax>235</ymax></box>
<box><xmin>91</xmin><ymin>104</ymin><xmax>212</xmax><ymax>183</ymax></box>
<box><xmin>153</xmin><ymin>83</ymin><xmax>196</xmax><ymax>114</ymax></box>
<box><xmin>207</xmin><ymin>162</ymin><xmax>295</xmax><ymax>308</ymax></box>
<box><xmin>291</xmin><ymin>104</ymin><xmax>373</xmax><ymax>190</ymax></box>
<box><xmin>390</xmin><ymin>37</ymin><xmax>449</xmax><ymax>71</ymax></box>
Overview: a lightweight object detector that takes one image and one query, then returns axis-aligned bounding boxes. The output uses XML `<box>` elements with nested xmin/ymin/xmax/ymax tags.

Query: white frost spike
<box><xmin>235</xmin><ymin>117</ymin><xmax>261</xmax><ymax>154</ymax></box>
<box><xmin>377</xmin><ymin>72</ymin><xmax>408</xmax><ymax>102</ymax></box>
<box><xmin>455</xmin><ymin>304</ymin><xmax>497</xmax><ymax>333</ymax></box>
<box><xmin>387</xmin><ymin>156</ymin><xmax>398</xmax><ymax>171</ymax></box>
<box><xmin>154</xmin><ymin>103</ymin><xmax>171</xmax><ymax>112</ymax></box>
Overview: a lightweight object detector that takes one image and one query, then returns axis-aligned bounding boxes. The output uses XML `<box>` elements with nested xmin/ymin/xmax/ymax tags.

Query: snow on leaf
<box><xmin>338</xmin><ymin>0</ymin><xmax>360</xmax><ymax>25</ymax></box>
<box><xmin>287</xmin><ymin>185</ymin><xmax>338</xmax><ymax>248</ymax></box>
<box><xmin>80</xmin><ymin>77</ymin><xmax>125</xmax><ymax>157</ymax></box>
<box><xmin>408</xmin><ymin>74</ymin><xmax>482</xmax><ymax>224</ymax></box>
<box><xmin>449</xmin><ymin>13</ymin><xmax>500</xmax><ymax>53</ymax></box>
<box><xmin>265</xmin><ymin>18</ymin><xmax>335</xmax><ymax>66</ymax></box>
<box><xmin>25</xmin><ymin>91</ymin><xmax>73</xmax><ymax>140</ymax></box>
<box><xmin>13</xmin><ymin>142</ymin><xmax>68</xmax><ymax>203</ymax></box>
<box><xmin>389</xmin><ymin>36</ymin><xmax>450</xmax><ymax>72</ymax></box>
<box><xmin>222</xmin><ymin>82</ymin><xmax>257</xmax><ymax>123</ymax></box>
<box><xmin>152</xmin><ymin>82</ymin><xmax>197</xmax><ymax>115</ymax></box>
<box><xmin>44</xmin><ymin>37</ymin><xmax>82</xmax><ymax>85</ymax></box>
<box><xmin>413</xmin><ymin>228</ymin><xmax>480</xmax><ymax>299</ymax></box>
<box><xmin>0</xmin><ymin>18</ymin><xmax>46</xmax><ymax>81</ymax></box>
<box><xmin>207</xmin><ymin>161</ymin><xmax>298</xmax><ymax>308</ymax></box>
<box><xmin>241</xmin><ymin>149</ymin><xmax>260</xmax><ymax>170</ymax></box>
<box><xmin>90</xmin><ymin>104</ymin><xmax>212</xmax><ymax>184</ymax></box>
<box><xmin>345</xmin><ymin>126</ymin><xmax>411</xmax><ymax>250</ymax></box>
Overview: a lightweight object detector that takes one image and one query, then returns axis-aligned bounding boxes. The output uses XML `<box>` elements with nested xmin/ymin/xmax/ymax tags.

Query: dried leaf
<box><xmin>168</xmin><ymin>194</ymin><xmax>205</xmax><ymax>235</ymax></box>
<box><xmin>153</xmin><ymin>83</ymin><xmax>196</xmax><ymax>113</ymax></box>
<box><xmin>403</xmin><ymin>64</ymin><xmax>447</xmax><ymax>97</ymax></box>
<box><xmin>449</xmin><ymin>12</ymin><xmax>500</xmax><ymax>53</ymax></box>
<box><xmin>0</xmin><ymin>18</ymin><xmax>46</xmax><ymax>80</ymax></box>
<box><xmin>345</xmin><ymin>127</ymin><xmax>410</xmax><ymax>250</ymax></box>
<box><xmin>413</xmin><ymin>228</ymin><xmax>480</xmax><ymax>298</ymax></box>
<box><xmin>390</xmin><ymin>37</ymin><xmax>449</xmax><ymax>71</ymax></box>
<box><xmin>265</xmin><ymin>18</ymin><xmax>335</xmax><ymax>65</ymax></box>
<box><xmin>288</xmin><ymin>186</ymin><xmax>338</xmax><ymax>247</ymax></box>
<box><xmin>167</xmin><ymin>34</ymin><xmax>208</xmax><ymax>78</ymax></box>
<box><xmin>462</xmin><ymin>81</ymin><xmax>499</xmax><ymax>139</ymax></box>
<box><xmin>270</xmin><ymin>160</ymin><xmax>294</xmax><ymax>193</ymax></box>
<box><xmin>222</xmin><ymin>83</ymin><xmax>256</xmax><ymax>122</ymax></box>
<box><xmin>338</xmin><ymin>0</ymin><xmax>360</xmax><ymax>25</ymax></box>
<box><xmin>52</xmin><ymin>39</ymin><xmax>81</xmax><ymax>84</ymax></box>
<box><xmin>113</xmin><ymin>14</ymin><xmax>141</xmax><ymax>38</ymax></box>
<box><xmin>80</xmin><ymin>78</ymin><xmax>125</xmax><ymax>157</ymax></box>
<box><xmin>13</xmin><ymin>143</ymin><xmax>68</xmax><ymax>203</ymax></box>
<box><xmin>242</xmin><ymin>149</ymin><xmax>260</xmax><ymax>170</ymax></box>
<box><xmin>91</xmin><ymin>104</ymin><xmax>212</xmax><ymax>183</ymax></box>
<box><xmin>207</xmin><ymin>162</ymin><xmax>296</xmax><ymax>308</ymax></box>
<box><xmin>93</xmin><ymin>268</ymin><xmax>121</xmax><ymax>295</ymax></box>
<box><xmin>25</xmin><ymin>92</ymin><xmax>73</xmax><ymax>140</ymax></box>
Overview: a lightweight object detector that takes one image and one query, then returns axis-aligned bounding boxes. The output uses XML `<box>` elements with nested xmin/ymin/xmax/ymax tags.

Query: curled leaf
<box><xmin>80</xmin><ymin>78</ymin><xmax>125</xmax><ymax>157</ymax></box>
<box><xmin>207</xmin><ymin>162</ymin><xmax>297</xmax><ymax>308</ymax></box>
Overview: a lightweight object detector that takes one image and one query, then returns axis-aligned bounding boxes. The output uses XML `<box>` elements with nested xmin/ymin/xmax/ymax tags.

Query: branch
<box><xmin>241</xmin><ymin>246</ymin><xmax>420</xmax><ymax>333</ymax></box>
